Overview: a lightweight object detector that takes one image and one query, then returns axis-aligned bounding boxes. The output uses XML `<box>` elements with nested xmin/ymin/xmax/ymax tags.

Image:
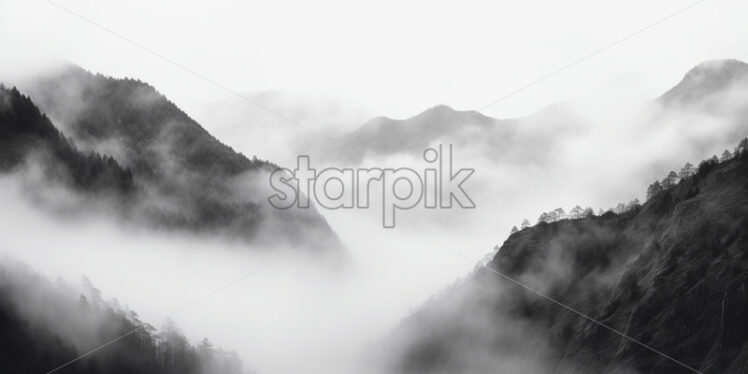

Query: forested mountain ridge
<box><xmin>23</xmin><ymin>65</ymin><xmax>266</xmax><ymax>178</ymax></box>
<box><xmin>0</xmin><ymin>257</ymin><xmax>247</xmax><ymax>374</ymax></box>
<box><xmin>389</xmin><ymin>141</ymin><xmax>748</xmax><ymax>373</ymax></box>
<box><xmin>11</xmin><ymin>65</ymin><xmax>342</xmax><ymax>253</ymax></box>
<box><xmin>0</xmin><ymin>85</ymin><xmax>135</xmax><ymax>194</ymax></box>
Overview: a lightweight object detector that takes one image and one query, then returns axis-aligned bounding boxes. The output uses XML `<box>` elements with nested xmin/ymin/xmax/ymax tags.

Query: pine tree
<box><xmin>647</xmin><ymin>181</ymin><xmax>663</xmax><ymax>200</ymax></box>
<box><xmin>678</xmin><ymin>163</ymin><xmax>695</xmax><ymax>179</ymax></box>
<box><xmin>538</xmin><ymin>212</ymin><xmax>549</xmax><ymax>223</ymax></box>
<box><xmin>721</xmin><ymin>150</ymin><xmax>732</xmax><ymax>162</ymax></box>
<box><xmin>662</xmin><ymin>171</ymin><xmax>678</xmax><ymax>189</ymax></box>
<box><xmin>736</xmin><ymin>138</ymin><xmax>748</xmax><ymax>155</ymax></box>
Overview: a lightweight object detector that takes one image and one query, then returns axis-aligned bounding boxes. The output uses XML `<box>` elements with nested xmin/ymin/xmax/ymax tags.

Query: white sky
<box><xmin>2</xmin><ymin>0</ymin><xmax>748</xmax><ymax>121</ymax></box>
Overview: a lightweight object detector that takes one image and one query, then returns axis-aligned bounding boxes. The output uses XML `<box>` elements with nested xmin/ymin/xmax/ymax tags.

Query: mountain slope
<box><xmin>0</xmin><ymin>257</ymin><xmax>246</xmax><ymax>374</ymax></box>
<box><xmin>324</xmin><ymin>103</ymin><xmax>584</xmax><ymax>167</ymax></box>
<box><xmin>327</xmin><ymin>59</ymin><xmax>748</xmax><ymax>167</ymax></box>
<box><xmin>329</xmin><ymin>105</ymin><xmax>504</xmax><ymax>163</ymax></box>
<box><xmin>660</xmin><ymin>59</ymin><xmax>748</xmax><ymax>105</ymax></box>
<box><xmin>16</xmin><ymin>65</ymin><xmax>342</xmax><ymax>253</ymax></box>
<box><xmin>25</xmin><ymin>65</ymin><xmax>259</xmax><ymax>178</ymax></box>
<box><xmin>191</xmin><ymin>90</ymin><xmax>368</xmax><ymax>166</ymax></box>
<box><xmin>0</xmin><ymin>85</ymin><xmax>135</xmax><ymax>194</ymax></box>
<box><xmin>389</xmin><ymin>143</ymin><xmax>748</xmax><ymax>373</ymax></box>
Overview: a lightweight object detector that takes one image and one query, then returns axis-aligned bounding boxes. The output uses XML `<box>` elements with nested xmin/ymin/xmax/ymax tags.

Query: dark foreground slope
<box><xmin>390</xmin><ymin>147</ymin><xmax>748</xmax><ymax>373</ymax></box>
<box><xmin>0</xmin><ymin>258</ymin><xmax>246</xmax><ymax>374</ymax></box>
<box><xmin>10</xmin><ymin>66</ymin><xmax>342</xmax><ymax>253</ymax></box>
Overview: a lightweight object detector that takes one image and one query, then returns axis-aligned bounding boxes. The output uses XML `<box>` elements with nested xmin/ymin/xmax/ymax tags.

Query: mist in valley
<box><xmin>3</xmin><ymin>1</ymin><xmax>748</xmax><ymax>371</ymax></box>
<box><xmin>1</xmin><ymin>59</ymin><xmax>747</xmax><ymax>374</ymax></box>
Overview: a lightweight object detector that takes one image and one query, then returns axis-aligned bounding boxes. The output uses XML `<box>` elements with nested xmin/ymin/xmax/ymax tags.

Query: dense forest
<box><xmin>0</xmin><ymin>82</ymin><xmax>255</xmax><ymax>373</ymax></box>
<box><xmin>0</xmin><ymin>258</ymin><xmax>246</xmax><ymax>374</ymax></box>
<box><xmin>6</xmin><ymin>66</ymin><xmax>343</xmax><ymax>252</ymax></box>
<box><xmin>390</xmin><ymin>140</ymin><xmax>748</xmax><ymax>373</ymax></box>
<box><xmin>0</xmin><ymin>85</ymin><xmax>134</xmax><ymax>194</ymax></box>
<box><xmin>25</xmin><ymin>66</ymin><xmax>268</xmax><ymax>177</ymax></box>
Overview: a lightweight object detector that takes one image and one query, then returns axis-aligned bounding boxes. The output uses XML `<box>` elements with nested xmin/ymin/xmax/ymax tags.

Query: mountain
<box><xmin>0</xmin><ymin>257</ymin><xmax>247</xmax><ymax>374</ymax></box>
<box><xmin>322</xmin><ymin>103</ymin><xmax>585</xmax><ymax>166</ymax></box>
<box><xmin>331</xmin><ymin>105</ymin><xmax>499</xmax><ymax>162</ymax></box>
<box><xmin>325</xmin><ymin>59</ymin><xmax>748</xmax><ymax>166</ymax></box>
<box><xmin>387</xmin><ymin>142</ymin><xmax>748</xmax><ymax>373</ymax></box>
<box><xmin>190</xmin><ymin>90</ymin><xmax>369</xmax><ymax>168</ymax></box>
<box><xmin>0</xmin><ymin>85</ymin><xmax>135</xmax><ymax>194</ymax></box>
<box><xmin>13</xmin><ymin>65</ymin><xmax>342</xmax><ymax>253</ymax></box>
<box><xmin>660</xmin><ymin>59</ymin><xmax>748</xmax><ymax>105</ymax></box>
<box><xmin>192</xmin><ymin>90</ymin><xmax>369</xmax><ymax>132</ymax></box>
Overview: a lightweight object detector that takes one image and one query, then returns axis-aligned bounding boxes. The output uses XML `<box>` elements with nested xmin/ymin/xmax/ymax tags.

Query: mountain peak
<box><xmin>661</xmin><ymin>59</ymin><xmax>748</xmax><ymax>103</ymax></box>
<box><xmin>423</xmin><ymin>104</ymin><xmax>456</xmax><ymax>114</ymax></box>
<box><xmin>685</xmin><ymin>58</ymin><xmax>748</xmax><ymax>78</ymax></box>
<box><xmin>412</xmin><ymin>104</ymin><xmax>493</xmax><ymax>125</ymax></box>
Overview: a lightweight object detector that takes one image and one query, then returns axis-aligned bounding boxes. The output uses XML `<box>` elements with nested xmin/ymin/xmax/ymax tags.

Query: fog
<box><xmin>108</xmin><ymin>60</ymin><xmax>746</xmax><ymax>372</ymax></box>
<box><xmin>0</xmin><ymin>169</ymin><xmax>484</xmax><ymax>374</ymax></box>
<box><xmin>5</xmin><ymin>0</ymin><xmax>748</xmax><ymax>119</ymax></box>
<box><xmin>2</xmin><ymin>0</ymin><xmax>748</xmax><ymax>363</ymax></box>
<box><xmin>1</xmin><ymin>61</ymin><xmax>746</xmax><ymax>373</ymax></box>
<box><xmin>195</xmin><ymin>59</ymin><xmax>748</xmax><ymax>263</ymax></box>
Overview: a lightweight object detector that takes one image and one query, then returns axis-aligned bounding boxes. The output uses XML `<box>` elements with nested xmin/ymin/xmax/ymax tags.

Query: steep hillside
<box><xmin>24</xmin><ymin>65</ymin><xmax>259</xmax><ymax>178</ymax></box>
<box><xmin>389</xmin><ymin>142</ymin><xmax>748</xmax><ymax>373</ymax></box>
<box><xmin>0</xmin><ymin>257</ymin><xmax>246</xmax><ymax>374</ymax></box>
<box><xmin>0</xmin><ymin>85</ymin><xmax>134</xmax><ymax>194</ymax></box>
<box><xmin>14</xmin><ymin>66</ymin><xmax>342</xmax><ymax>253</ymax></box>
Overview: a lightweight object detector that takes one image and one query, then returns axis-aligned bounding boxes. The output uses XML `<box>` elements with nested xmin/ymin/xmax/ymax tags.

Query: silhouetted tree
<box><xmin>538</xmin><ymin>212</ymin><xmax>549</xmax><ymax>223</ymax></box>
<box><xmin>570</xmin><ymin>205</ymin><xmax>584</xmax><ymax>219</ymax></box>
<box><xmin>647</xmin><ymin>181</ymin><xmax>663</xmax><ymax>200</ymax></box>
<box><xmin>721</xmin><ymin>149</ymin><xmax>732</xmax><ymax>162</ymax></box>
<box><xmin>662</xmin><ymin>171</ymin><xmax>678</xmax><ymax>189</ymax></box>
<box><xmin>697</xmin><ymin>158</ymin><xmax>716</xmax><ymax>177</ymax></box>
<box><xmin>0</xmin><ymin>260</ymin><xmax>245</xmax><ymax>374</ymax></box>
<box><xmin>520</xmin><ymin>219</ymin><xmax>531</xmax><ymax>230</ymax></box>
<box><xmin>547</xmin><ymin>210</ymin><xmax>558</xmax><ymax>222</ymax></box>
<box><xmin>678</xmin><ymin>163</ymin><xmax>695</xmax><ymax>179</ymax></box>
<box><xmin>736</xmin><ymin>138</ymin><xmax>748</xmax><ymax>155</ymax></box>
<box><xmin>553</xmin><ymin>207</ymin><xmax>565</xmax><ymax>220</ymax></box>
